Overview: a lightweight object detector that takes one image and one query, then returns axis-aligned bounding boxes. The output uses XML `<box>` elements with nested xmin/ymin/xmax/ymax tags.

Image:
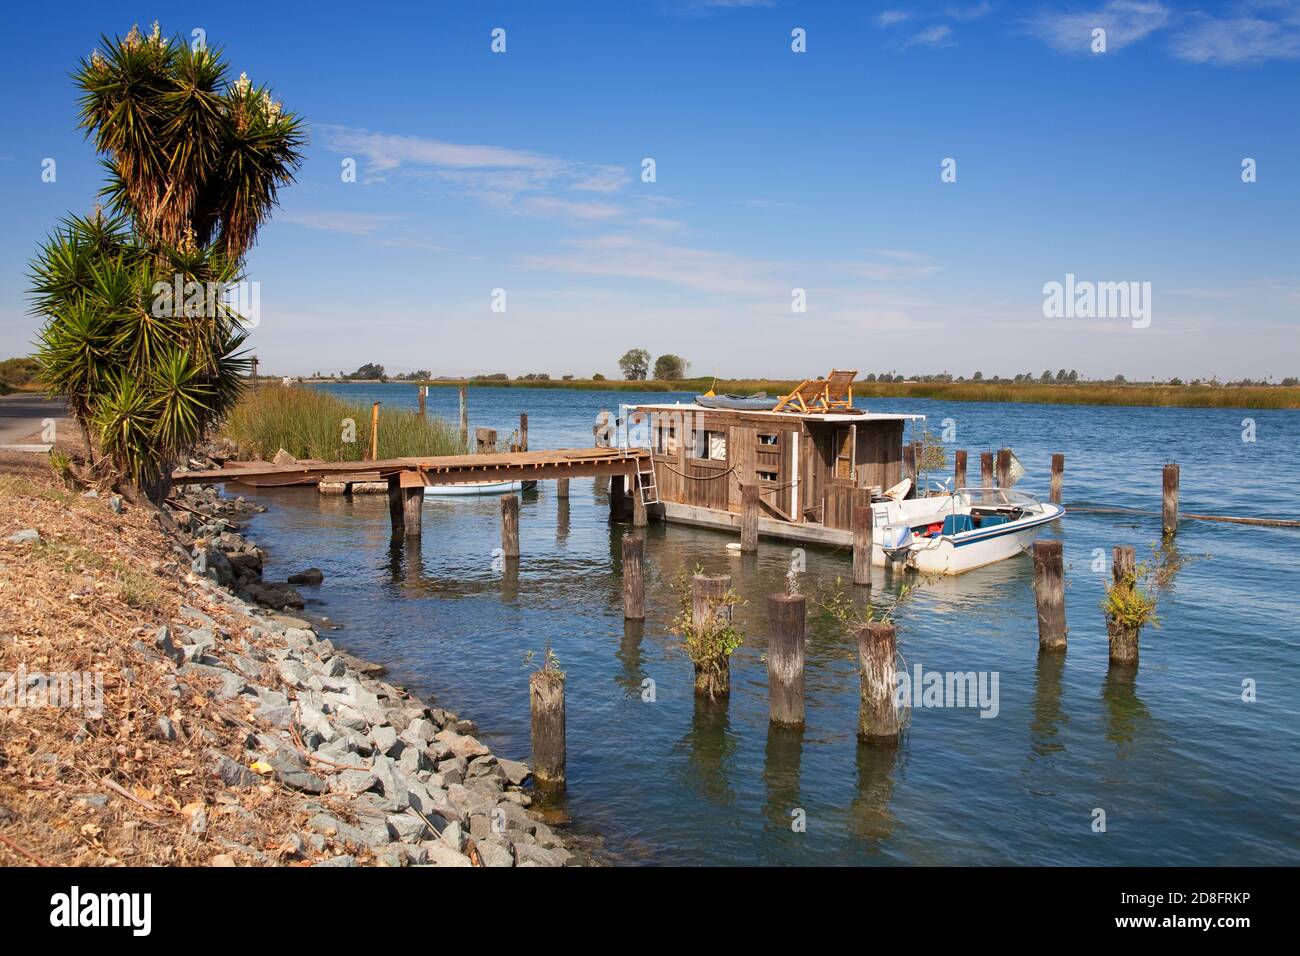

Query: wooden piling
<box><xmin>622</xmin><ymin>534</ymin><xmax>645</xmax><ymax>620</ymax></box>
<box><xmin>1050</xmin><ymin>453</ymin><xmax>1064</xmax><ymax>505</ymax></box>
<box><xmin>851</xmin><ymin>489</ymin><xmax>873</xmax><ymax>587</ymax></box>
<box><xmin>855</xmin><ymin>621</ymin><xmax>901</xmax><ymax>742</ymax></box>
<box><xmin>632</xmin><ymin>480</ymin><xmax>648</xmax><ymax>527</ymax></box>
<box><xmin>980</xmin><ymin>451</ymin><xmax>994</xmax><ymax>488</ymax></box>
<box><xmin>1162</xmin><ymin>463</ymin><xmax>1179</xmax><ymax>536</ymax></box>
<box><xmin>402</xmin><ymin>486</ymin><xmax>423</xmax><ymax>539</ymax></box>
<box><xmin>500</xmin><ymin>494</ymin><xmax>520</xmax><ymax>558</ymax></box>
<box><xmin>475</xmin><ymin>427</ymin><xmax>496</xmax><ymax>455</ymax></box>
<box><xmin>741</xmin><ymin>483</ymin><xmax>759</xmax><ymax>552</ymax></box>
<box><xmin>954</xmin><ymin>450</ymin><xmax>967</xmax><ymax>491</ymax></box>
<box><xmin>996</xmin><ymin>448</ymin><xmax>1011</xmax><ymax>488</ymax></box>
<box><xmin>417</xmin><ymin>386</ymin><xmax>426</xmax><ymax>418</ymax></box>
<box><xmin>594</xmin><ymin>410</ymin><xmax>611</xmax><ymax>492</ymax></box>
<box><xmin>692</xmin><ymin>574</ymin><xmax>733</xmax><ymax>698</ymax></box>
<box><xmin>386</xmin><ymin>474</ymin><xmax>403</xmax><ymax>541</ymax></box>
<box><xmin>556</xmin><ymin>477</ymin><xmax>570</xmax><ymax>499</ymax></box>
<box><xmin>458</xmin><ymin>386</ymin><xmax>468</xmax><ymax>447</ymax></box>
<box><xmin>766</xmin><ymin>593</ymin><xmax>806</xmax><ymax>727</ymax></box>
<box><xmin>1032</xmin><ymin>539</ymin><xmax>1067</xmax><ymax>651</ymax></box>
<box><xmin>609</xmin><ymin>474</ymin><xmax>625</xmax><ymax>521</ymax></box>
<box><xmin>519</xmin><ymin>413</ymin><xmax>528</xmax><ymax>452</ymax></box>
<box><xmin>1107</xmin><ymin>545</ymin><xmax>1139</xmax><ymax>665</ymax></box>
<box><xmin>369</xmin><ymin>402</ymin><xmax>380</xmax><ymax>461</ymax></box>
<box><xmin>529</xmin><ymin>669</ymin><xmax>565</xmax><ymax>792</ymax></box>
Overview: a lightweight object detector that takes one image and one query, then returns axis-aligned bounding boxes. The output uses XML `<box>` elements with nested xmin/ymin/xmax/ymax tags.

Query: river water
<box><xmin>231</xmin><ymin>383</ymin><xmax>1300</xmax><ymax>865</ymax></box>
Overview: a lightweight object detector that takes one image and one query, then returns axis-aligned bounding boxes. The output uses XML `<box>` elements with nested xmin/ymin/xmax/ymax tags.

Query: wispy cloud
<box><xmin>278</xmin><ymin>210</ymin><xmax>402</xmax><ymax>235</ymax></box>
<box><xmin>318</xmin><ymin>125</ymin><xmax>631</xmax><ymax>214</ymax></box>
<box><xmin>946</xmin><ymin>2</ymin><xmax>994</xmax><ymax>21</ymax></box>
<box><xmin>878</xmin><ymin>10</ymin><xmax>911</xmax><ymax>26</ymax></box>
<box><xmin>905</xmin><ymin>24</ymin><xmax>956</xmax><ymax>48</ymax></box>
<box><xmin>1170</xmin><ymin>3</ymin><xmax>1300</xmax><ymax>64</ymax></box>
<box><xmin>1022</xmin><ymin>1</ymin><xmax>1170</xmax><ymax>54</ymax></box>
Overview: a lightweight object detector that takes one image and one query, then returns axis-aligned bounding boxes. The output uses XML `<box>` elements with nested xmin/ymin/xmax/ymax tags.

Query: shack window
<box><xmin>758</xmin><ymin>433</ymin><xmax>778</xmax><ymax>445</ymax></box>
<box><xmin>834</xmin><ymin>427</ymin><xmax>853</xmax><ymax>480</ymax></box>
<box><xmin>692</xmin><ymin>429</ymin><xmax>727</xmax><ymax>462</ymax></box>
<box><xmin>654</xmin><ymin>422</ymin><xmax>677</xmax><ymax>455</ymax></box>
<box><xmin>757</xmin><ymin>470</ymin><xmax>778</xmax><ymax>482</ymax></box>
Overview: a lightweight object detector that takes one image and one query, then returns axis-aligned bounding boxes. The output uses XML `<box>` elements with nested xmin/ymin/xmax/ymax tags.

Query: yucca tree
<box><xmin>29</xmin><ymin>23</ymin><xmax>302</xmax><ymax>504</ymax></box>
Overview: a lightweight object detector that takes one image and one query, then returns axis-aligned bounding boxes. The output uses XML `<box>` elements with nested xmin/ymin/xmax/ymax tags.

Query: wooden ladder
<box><xmin>635</xmin><ymin>455</ymin><xmax>659</xmax><ymax>505</ymax></box>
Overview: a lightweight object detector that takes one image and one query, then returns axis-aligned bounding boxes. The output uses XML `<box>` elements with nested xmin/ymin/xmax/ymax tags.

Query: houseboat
<box><xmin>622</xmin><ymin>371</ymin><xmax>1063</xmax><ymax>574</ymax></box>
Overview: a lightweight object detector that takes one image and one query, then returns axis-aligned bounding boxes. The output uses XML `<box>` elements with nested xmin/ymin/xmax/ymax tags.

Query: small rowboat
<box><xmin>423</xmin><ymin>480</ymin><xmax>537</xmax><ymax>497</ymax></box>
<box><xmin>695</xmin><ymin>392</ymin><xmax>780</xmax><ymax>411</ymax></box>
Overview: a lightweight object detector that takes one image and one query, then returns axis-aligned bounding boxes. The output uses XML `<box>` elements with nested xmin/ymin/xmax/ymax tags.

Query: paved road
<box><xmin>0</xmin><ymin>393</ymin><xmax>66</xmax><ymax>444</ymax></box>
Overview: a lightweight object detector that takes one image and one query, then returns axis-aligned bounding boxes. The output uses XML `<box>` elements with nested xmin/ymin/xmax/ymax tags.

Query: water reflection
<box><xmin>675</xmin><ymin>696</ymin><xmax>737</xmax><ymax>808</ymax></box>
<box><xmin>1030</xmin><ymin>649</ymin><xmax>1068</xmax><ymax>762</ymax></box>
<box><xmin>762</xmin><ymin>723</ymin><xmax>803</xmax><ymax>832</ymax></box>
<box><xmin>849</xmin><ymin>739</ymin><xmax>901</xmax><ymax>849</ymax></box>
<box><xmin>616</xmin><ymin>619</ymin><xmax>646</xmax><ymax>694</ymax></box>
<box><xmin>556</xmin><ymin>498</ymin><xmax>570</xmax><ymax>543</ymax></box>
<box><xmin>1102</xmin><ymin>665</ymin><xmax>1151</xmax><ymax>753</ymax></box>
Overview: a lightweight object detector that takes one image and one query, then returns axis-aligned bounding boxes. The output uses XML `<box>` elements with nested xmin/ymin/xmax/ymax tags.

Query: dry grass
<box><xmin>0</xmin><ymin>462</ymin><xmax>312</xmax><ymax>866</ymax></box>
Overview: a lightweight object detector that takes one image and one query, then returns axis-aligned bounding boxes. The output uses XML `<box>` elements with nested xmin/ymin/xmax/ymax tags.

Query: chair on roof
<box><xmin>823</xmin><ymin>369</ymin><xmax>857</xmax><ymax>411</ymax></box>
<box><xmin>774</xmin><ymin>369</ymin><xmax>857</xmax><ymax>413</ymax></box>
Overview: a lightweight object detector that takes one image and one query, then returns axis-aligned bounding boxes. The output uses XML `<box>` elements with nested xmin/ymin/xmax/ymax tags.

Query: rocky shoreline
<box><xmin>160</xmin><ymin>474</ymin><xmax>587</xmax><ymax>867</ymax></box>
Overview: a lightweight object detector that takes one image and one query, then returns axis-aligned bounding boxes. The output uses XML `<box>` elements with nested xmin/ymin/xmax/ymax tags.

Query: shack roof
<box><xmin>625</xmin><ymin>401</ymin><xmax>925</xmax><ymax>423</ymax></box>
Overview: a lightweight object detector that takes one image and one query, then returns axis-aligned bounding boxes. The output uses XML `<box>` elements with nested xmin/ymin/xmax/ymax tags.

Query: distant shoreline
<box><xmin>307</xmin><ymin>378</ymin><xmax>1300</xmax><ymax>410</ymax></box>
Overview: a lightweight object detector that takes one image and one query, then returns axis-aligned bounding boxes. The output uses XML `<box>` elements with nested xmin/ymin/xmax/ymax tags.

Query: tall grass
<box><xmin>223</xmin><ymin>386</ymin><xmax>467</xmax><ymax>461</ymax></box>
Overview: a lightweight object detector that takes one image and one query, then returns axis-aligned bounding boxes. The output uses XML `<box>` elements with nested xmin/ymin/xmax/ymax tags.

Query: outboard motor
<box><xmin>878</xmin><ymin>523</ymin><xmax>914</xmax><ymax>562</ymax></box>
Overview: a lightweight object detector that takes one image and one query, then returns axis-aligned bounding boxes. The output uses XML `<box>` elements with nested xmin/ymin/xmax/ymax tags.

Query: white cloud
<box><xmin>946</xmin><ymin>2</ymin><xmax>994</xmax><ymax>21</ymax></box>
<box><xmin>905</xmin><ymin>24</ymin><xmax>956</xmax><ymax>47</ymax></box>
<box><xmin>1023</xmin><ymin>0</ymin><xmax>1170</xmax><ymax>53</ymax></box>
<box><xmin>878</xmin><ymin>10</ymin><xmax>911</xmax><ymax>26</ymax></box>
<box><xmin>1170</xmin><ymin>5</ymin><xmax>1300</xmax><ymax>64</ymax></box>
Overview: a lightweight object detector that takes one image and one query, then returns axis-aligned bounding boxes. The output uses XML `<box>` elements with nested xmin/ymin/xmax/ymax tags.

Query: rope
<box><xmin>656</xmin><ymin>461</ymin><xmax>738</xmax><ymax>482</ymax></box>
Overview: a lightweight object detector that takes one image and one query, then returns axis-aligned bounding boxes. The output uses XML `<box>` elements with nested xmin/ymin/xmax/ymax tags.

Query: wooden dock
<box><xmin>172</xmin><ymin>448</ymin><xmax>650</xmax><ymax>540</ymax></box>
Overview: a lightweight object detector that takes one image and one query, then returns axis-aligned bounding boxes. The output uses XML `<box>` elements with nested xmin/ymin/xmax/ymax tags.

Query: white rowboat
<box><xmin>423</xmin><ymin>479</ymin><xmax>536</xmax><ymax>497</ymax></box>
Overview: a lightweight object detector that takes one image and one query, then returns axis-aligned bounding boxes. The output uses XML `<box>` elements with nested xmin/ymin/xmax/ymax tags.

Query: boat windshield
<box><xmin>955</xmin><ymin>487</ymin><xmax>1041</xmax><ymax>508</ymax></box>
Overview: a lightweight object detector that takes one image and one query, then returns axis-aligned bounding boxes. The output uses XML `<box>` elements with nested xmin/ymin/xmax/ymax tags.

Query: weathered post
<box><xmin>250</xmin><ymin>356</ymin><xmax>259</xmax><ymax>391</ymax></box>
<box><xmin>741</xmin><ymin>483</ymin><xmax>759</xmax><ymax>552</ymax></box>
<box><xmin>980</xmin><ymin>451</ymin><xmax>994</xmax><ymax>488</ymax></box>
<box><xmin>1107</xmin><ymin>545</ymin><xmax>1139</xmax><ymax>665</ymax></box>
<box><xmin>954</xmin><ymin>450</ymin><xmax>967</xmax><ymax>491</ymax></box>
<box><xmin>519</xmin><ymin>413</ymin><xmax>528</xmax><ymax>452</ymax></box>
<box><xmin>500</xmin><ymin>493</ymin><xmax>520</xmax><ymax>558</ymax></box>
<box><xmin>609</xmin><ymin>474</ymin><xmax>625</xmax><ymax>521</ymax></box>
<box><xmin>417</xmin><ymin>386</ymin><xmax>426</xmax><ymax>418</ymax></box>
<box><xmin>369</xmin><ymin>402</ymin><xmax>381</xmax><ymax>461</ymax></box>
<box><xmin>1050</xmin><ymin>453</ymin><xmax>1064</xmax><ymax>505</ymax></box>
<box><xmin>996</xmin><ymin>447</ymin><xmax>1011</xmax><ymax>488</ymax></box>
<box><xmin>402</xmin><ymin>485</ymin><xmax>423</xmax><ymax>539</ymax></box>
<box><xmin>475</xmin><ymin>427</ymin><xmax>496</xmax><ymax>455</ymax></box>
<box><xmin>1032</xmin><ymin>539</ymin><xmax>1067</xmax><ymax>651</ymax></box>
<box><xmin>767</xmin><ymin>593</ymin><xmax>806</xmax><ymax>727</ymax></box>
<box><xmin>622</xmin><ymin>534</ymin><xmax>645</xmax><ymax>620</ymax></box>
<box><xmin>386</xmin><ymin>474</ymin><xmax>404</xmax><ymax>542</ymax></box>
<box><xmin>529</xmin><ymin>668</ymin><xmax>565</xmax><ymax>792</ymax></box>
<box><xmin>692</xmin><ymin>574</ymin><xmax>733</xmax><ymax>698</ymax></box>
<box><xmin>851</xmin><ymin>489</ymin><xmax>873</xmax><ymax>587</ymax></box>
<box><xmin>1162</xmin><ymin>463</ymin><xmax>1179</xmax><ymax>536</ymax></box>
<box><xmin>458</xmin><ymin>386</ymin><xmax>468</xmax><ymax>447</ymax></box>
<box><xmin>855</xmin><ymin>621</ymin><xmax>901</xmax><ymax>742</ymax></box>
<box><xmin>556</xmin><ymin>477</ymin><xmax>570</xmax><ymax>499</ymax></box>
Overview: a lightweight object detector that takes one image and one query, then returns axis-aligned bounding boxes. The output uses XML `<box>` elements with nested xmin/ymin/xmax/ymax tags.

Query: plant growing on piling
<box><xmin>1102</xmin><ymin>543</ymin><xmax>1186</xmax><ymax>633</ymax></box>
<box><xmin>670</xmin><ymin>565</ymin><xmax>745</xmax><ymax>701</ymax></box>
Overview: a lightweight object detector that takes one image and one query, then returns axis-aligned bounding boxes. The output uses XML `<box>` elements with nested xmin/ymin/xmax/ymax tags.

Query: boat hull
<box><xmin>423</xmin><ymin>479</ymin><xmax>537</xmax><ymax>497</ymax></box>
<box><xmin>877</xmin><ymin>501</ymin><xmax>1064</xmax><ymax>574</ymax></box>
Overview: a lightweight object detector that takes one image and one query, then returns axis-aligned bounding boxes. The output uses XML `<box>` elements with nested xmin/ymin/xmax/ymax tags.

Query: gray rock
<box><xmin>153</xmin><ymin>626</ymin><xmax>184</xmax><ymax>665</ymax></box>
<box><xmin>440</xmin><ymin>820</ymin><xmax>464</xmax><ymax>852</ymax></box>
<box><xmin>419</xmin><ymin>841</ymin><xmax>474</xmax><ymax>867</ymax></box>
<box><xmin>401</xmin><ymin>717</ymin><xmax>437</xmax><ymax>746</ymax></box>
<box><xmin>497</xmin><ymin>758</ymin><xmax>531</xmax><ymax>786</ymax></box>
<box><xmin>313</xmin><ymin>855</ymin><xmax>357</xmax><ymax>867</ymax></box>
<box><xmin>370</xmin><ymin>754</ymin><xmax>410</xmax><ymax>811</ymax></box>
<box><xmin>6</xmin><ymin>528</ymin><xmax>41</xmax><ymax>545</ymax></box>
<box><xmin>386</xmin><ymin>813</ymin><xmax>431</xmax><ymax>843</ymax></box>
<box><xmin>288</xmin><ymin>567</ymin><xmax>324</xmax><ymax>585</ymax></box>
<box><xmin>371</xmin><ymin>724</ymin><xmax>400</xmax><ymax>755</ymax></box>
<box><xmin>329</xmin><ymin>769</ymin><xmax>377</xmax><ymax>795</ymax></box>
<box><xmin>155</xmin><ymin>716</ymin><xmax>178</xmax><ymax>741</ymax></box>
<box><xmin>514</xmin><ymin>842</ymin><xmax>567</xmax><ymax>867</ymax></box>
<box><xmin>398</xmin><ymin>745</ymin><xmax>431</xmax><ymax>776</ymax></box>
<box><xmin>477</xmin><ymin>836</ymin><xmax>515</xmax><ymax>868</ymax></box>
<box><xmin>208</xmin><ymin>750</ymin><xmax>258</xmax><ymax>788</ymax></box>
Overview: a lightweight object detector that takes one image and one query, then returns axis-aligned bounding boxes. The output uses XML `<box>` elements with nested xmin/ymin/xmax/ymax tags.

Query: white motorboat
<box><xmin>423</xmin><ymin>479</ymin><xmax>536</xmax><ymax>497</ymax></box>
<box><xmin>873</xmin><ymin>487</ymin><xmax>1064</xmax><ymax>575</ymax></box>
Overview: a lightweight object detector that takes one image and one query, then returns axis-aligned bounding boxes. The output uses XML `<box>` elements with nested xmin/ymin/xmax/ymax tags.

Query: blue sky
<box><xmin>1</xmin><ymin>0</ymin><xmax>1297</xmax><ymax>379</ymax></box>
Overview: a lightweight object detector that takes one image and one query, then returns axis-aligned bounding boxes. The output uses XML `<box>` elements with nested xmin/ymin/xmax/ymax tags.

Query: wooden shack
<box><xmin>625</xmin><ymin>402</ymin><xmax>924</xmax><ymax>546</ymax></box>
